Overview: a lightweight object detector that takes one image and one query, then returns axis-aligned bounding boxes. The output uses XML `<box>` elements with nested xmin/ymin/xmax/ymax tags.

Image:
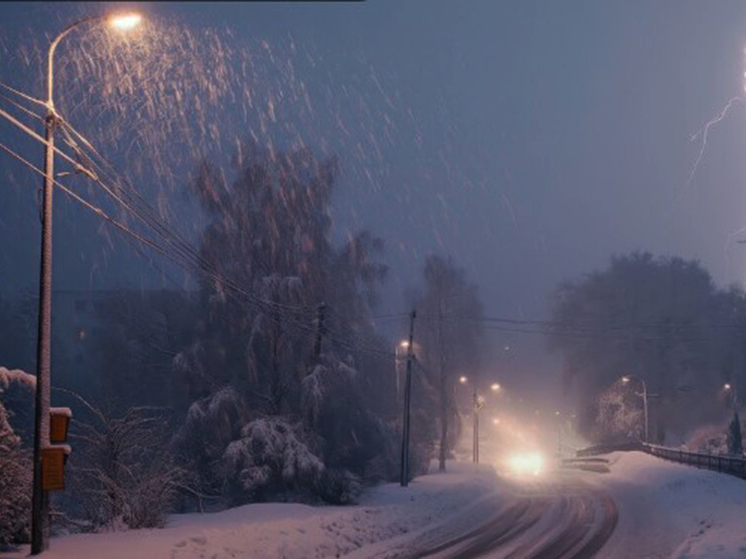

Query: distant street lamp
<box><xmin>459</xmin><ymin>376</ymin><xmax>501</xmax><ymax>464</ymax></box>
<box><xmin>724</xmin><ymin>383</ymin><xmax>739</xmax><ymax>411</ymax></box>
<box><xmin>31</xmin><ymin>13</ymin><xmax>142</xmax><ymax>554</ymax></box>
<box><xmin>395</xmin><ymin>340</ymin><xmax>410</xmax><ymax>402</ymax></box>
<box><xmin>621</xmin><ymin>375</ymin><xmax>648</xmax><ymax>444</ymax></box>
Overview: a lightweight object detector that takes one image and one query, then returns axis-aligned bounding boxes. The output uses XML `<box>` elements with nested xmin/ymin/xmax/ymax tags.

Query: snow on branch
<box><xmin>0</xmin><ymin>366</ymin><xmax>36</xmax><ymax>391</ymax></box>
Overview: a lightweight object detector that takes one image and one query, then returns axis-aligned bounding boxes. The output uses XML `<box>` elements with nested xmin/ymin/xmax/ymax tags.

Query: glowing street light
<box><xmin>394</xmin><ymin>340</ymin><xmax>412</xmax><ymax>405</ymax></box>
<box><xmin>31</xmin><ymin>12</ymin><xmax>143</xmax><ymax>554</ymax></box>
<box><xmin>109</xmin><ymin>13</ymin><xmax>143</xmax><ymax>30</ymax></box>
<box><xmin>491</xmin><ymin>382</ymin><xmax>501</xmax><ymax>392</ymax></box>
<box><xmin>459</xmin><ymin>375</ymin><xmax>468</xmax><ymax>384</ymax></box>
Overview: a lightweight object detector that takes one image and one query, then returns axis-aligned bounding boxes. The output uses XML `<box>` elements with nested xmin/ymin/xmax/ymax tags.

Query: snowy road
<box><xmin>380</xmin><ymin>472</ymin><xmax>618</xmax><ymax>559</ymax></box>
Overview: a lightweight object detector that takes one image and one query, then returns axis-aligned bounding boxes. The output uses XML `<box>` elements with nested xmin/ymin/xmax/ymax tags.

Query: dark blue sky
<box><xmin>2</xmin><ymin>1</ymin><xmax>746</xmax><ymax>402</ymax></box>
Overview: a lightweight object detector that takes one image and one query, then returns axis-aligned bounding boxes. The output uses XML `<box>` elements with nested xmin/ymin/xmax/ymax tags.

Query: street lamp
<box><xmin>620</xmin><ymin>374</ymin><xmax>648</xmax><ymax>444</ymax></box>
<box><xmin>31</xmin><ymin>13</ymin><xmax>142</xmax><ymax>554</ymax></box>
<box><xmin>724</xmin><ymin>383</ymin><xmax>739</xmax><ymax>411</ymax></box>
<box><xmin>400</xmin><ymin>310</ymin><xmax>416</xmax><ymax>487</ymax></box>
<box><xmin>459</xmin><ymin>376</ymin><xmax>501</xmax><ymax>464</ymax></box>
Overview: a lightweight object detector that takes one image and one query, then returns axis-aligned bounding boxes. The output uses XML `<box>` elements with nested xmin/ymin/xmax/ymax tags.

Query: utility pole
<box><xmin>642</xmin><ymin>381</ymin><xmax>649</xmax><ymax>444</ymax></box>
<box><xmin>621</xmin><ymin>375</ymin><xmax>649</xmax><ymax>444</ymax></box>
<box><xmin>313</xmin><ymin>302</ymin><xmax>326</xmax><ymax>363</ymax></box>
<box><xmin>31</xmin><ymin>97</ymin><xmax>56</xmax><ymax>556</ymax></box>
<box><xmin>400</xmin><ymin>309</ymin><xmax>416</xmax><ymax>487</ymax></box>
<box><xmin>472</xmin><ymin>386</ymin><xmax>479</xmax><ymax>464</ymax></box>
<box><xmin>472</xmin><ymin>385</ymin><xmax>482</xmax><ymax>464</ymax></box>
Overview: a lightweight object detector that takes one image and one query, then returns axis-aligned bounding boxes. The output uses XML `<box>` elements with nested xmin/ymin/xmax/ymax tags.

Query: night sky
<box><xmin>2</xmin><ymin>1</ymin><xmax>746</xmax><ymax>404</ymax></box>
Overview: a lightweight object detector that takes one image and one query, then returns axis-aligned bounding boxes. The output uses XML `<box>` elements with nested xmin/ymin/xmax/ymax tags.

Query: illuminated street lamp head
<box><xmin>725</xmin><ymin>383</ymin><xmax>733</xmax><ymax>391</ymax></box>
<box><xmin>109</xmin><ymin>13</ymin><xmax>142</xmax><ymax>31</ymax></box>
<box><xmin>491</xmin><ymin>383</ymin><xmax>501</xmax><ymax>392</ymax></box>
<box><xmin>493</xmin><ymin>417</ymin><xmax>500</xmax><ymax>425</ymax></box>
<box><xmin>459</xmin><ymin>375</ymin><xmax>468</xmax><ymax>384</ymax></box>
<box><xmin>399</xmin><ymin>340</ymin><xmax>410</xmax><ymax>349</ymax></box>
<box><xmin>621</xmin><ymin>376</ymin><xmax>630</xmax><ymax>384</ymax></box>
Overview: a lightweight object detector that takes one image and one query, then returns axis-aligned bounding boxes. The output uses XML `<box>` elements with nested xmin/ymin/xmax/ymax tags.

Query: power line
<box><xmin>0</xmin><ymin>110</ymin><xmax>390</xmax><ymax>359</ymax></box>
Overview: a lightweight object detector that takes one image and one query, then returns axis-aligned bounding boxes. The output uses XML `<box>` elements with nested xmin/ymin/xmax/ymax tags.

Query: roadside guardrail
<box><xmin>576</xmin><ymin>441</ymin><xmax>746</xmax><ymax>480</ymax></box>
<box><xmin>641</xmin><ymin>443</ymin><xmax>746</xmax><ymax>479</ymax></box>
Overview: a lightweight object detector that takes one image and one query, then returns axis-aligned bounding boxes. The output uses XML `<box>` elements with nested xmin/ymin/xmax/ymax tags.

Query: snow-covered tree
<box><xmin>549</xmin><ymin>253</ymin><xmax>746</xmax><ymax>442</ymax></box>
<box><xmin>173</xmin><ymin>143</ymin><xmax>394</xmax><ymax>500</ymax></box>
<box><xmin>413</xmin><ymin>255</ymin><xmax>484</xmax><ymax>472</ymax></box>
<box><xmin>244</xmin><ymin>275</ymin><xmax>307</xmax><ymax>415</ymax></box>
<box><xmin>301</xmin><ymin>354</ymin><xmax>391</xmax><ymax>481</ymax></box>
<box><xmin>594</xmin><ymin>384</ymin><xmax>644</xmax><ymax>443</ymax></box>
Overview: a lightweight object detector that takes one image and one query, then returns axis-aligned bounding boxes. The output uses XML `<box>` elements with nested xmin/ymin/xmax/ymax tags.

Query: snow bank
<box><xmin>5</xmin><ymin>461</ymin><xmax>502</xmax><ymax>559</ymax></box>
<box><xmin>596</xmin><ymin>451</ymin><xmax>746</xmax><ymax>558</ymax></box>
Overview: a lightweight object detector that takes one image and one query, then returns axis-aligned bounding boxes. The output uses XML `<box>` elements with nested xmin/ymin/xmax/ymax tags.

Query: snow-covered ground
<box><xmin>595</xmin><ymin>450</ymin><xmax>746</xmax><ymax>559</ymax></box>
<box><xmin>9</xmin><ymin>451</ymin><xmax>746</xmax><ymax>558</ymax></box>
<box><xmin>5</xmin><ymin>461</ymin><xmax>504</xmax><ymax>559</ymax></box>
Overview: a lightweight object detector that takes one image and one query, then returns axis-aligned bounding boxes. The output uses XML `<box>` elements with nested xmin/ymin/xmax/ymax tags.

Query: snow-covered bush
<box><xmin>174</xmin><ymin>386</ymin><xmax>249</xmax><ymax>499</ymax></box>
<box><xmin>69</xmin><ymin>398</ymin><xmax>188</xmax><ymax>530</ymax></box>
<box><xmin>315</xmin><ymin>468</ymin><xmax>362</xmax><ymax>505</ymax></box>
<box><xmin>0</xmin><ymin>407</ymin><xmax>31</xmax><ymax>547</ymax></box>
<box><xmin>0</xmin><ymin>367</ymin><xmax>35</xmax><ymax>548</ymax></box>
<box><xmin>222</xmin><ymin>416</ymin><xmax>325</xmax><ymax>503</ymax></box>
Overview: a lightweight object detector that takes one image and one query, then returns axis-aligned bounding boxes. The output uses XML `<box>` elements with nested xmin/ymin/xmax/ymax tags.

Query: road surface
<box><xmin>410</xmin><ymin>471</ymin><xmax>618</xmax><ymax>559</ymax></box>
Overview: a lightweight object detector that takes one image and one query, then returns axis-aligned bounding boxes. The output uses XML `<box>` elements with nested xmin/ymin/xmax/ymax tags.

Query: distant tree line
<box><xmin>548</xmin><ymin>252</ymin><xmax>746</xmax><ymax>447</ymax></box>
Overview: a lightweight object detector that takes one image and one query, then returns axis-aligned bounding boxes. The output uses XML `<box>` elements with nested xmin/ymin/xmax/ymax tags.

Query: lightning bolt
<box><xmin>687</xmin><ymin>95</ymin><xmax>744</xmax><ymax>187</ymax></box>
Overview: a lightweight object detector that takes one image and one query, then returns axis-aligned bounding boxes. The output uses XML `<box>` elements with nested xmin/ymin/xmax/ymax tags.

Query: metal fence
<box><xmin>641</xmin><ymin>443</ymin><xmax>746</xmax><ymax>480</ymax></box>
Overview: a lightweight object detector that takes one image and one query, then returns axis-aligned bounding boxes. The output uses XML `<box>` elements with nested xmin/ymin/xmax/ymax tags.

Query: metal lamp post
<box><xmin>621</xmin><ymin>375</ymin><xmax>648</xmax><ymax>444</ymax></box>
<box><xmin>400</xmin><ymin>310</ymin><xmax>416</xmax><ymax>487</ymax></box>
<box><xmin>31</xmin><ymin>13</ymin><xmax>142</xmax><ymax>553</ymax></box>
<box><xmin>459</xmin><ymin>377</ymin><xmax>500</xmax><ymax>464</ymax></box>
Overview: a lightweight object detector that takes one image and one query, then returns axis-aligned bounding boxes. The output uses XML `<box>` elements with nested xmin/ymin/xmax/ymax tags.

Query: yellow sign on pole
<box><xmin>41</xmin><ymin>446</ymin><xmax>68</xmax><ymax>491</ymax></box>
